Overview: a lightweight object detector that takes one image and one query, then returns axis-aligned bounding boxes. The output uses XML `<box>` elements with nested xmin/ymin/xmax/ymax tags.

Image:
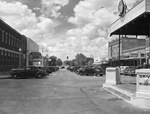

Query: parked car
<box><xmin>60</xmin><ymin>66</ymin><xmax>65</xmax><ymax>69</ymax></box>
<box><xmin>123</xmin><ymin>66</ymin><xmax>136</xmax><ymax>76</ymax></box>
<box><xmin>10</xmin><ymin>66</ymin><xmax>47</xmax><ymax>79</ymax></box>
<box><xmin>38</xmin><ymin>66</ymin><xmax>52</xmax><ymax>74</ymax></box>
<box><xmin>79</xmin><ymin>66</ymin><xmax>105</xmax><ymax>76</ymax></box>
<box><xmin>77</xmin><ymin>67</ymin><xmax>86</xmax><ymax>75</ymax></box>
<box><xmin>47</xmin><ymin>66</ymin><xmax>58</xmax><ymax>72</ymax></box>
<box><xmin>120</xmin><ymin>66</ymin><xmax>128</xmax><ymax>74</ymax></box>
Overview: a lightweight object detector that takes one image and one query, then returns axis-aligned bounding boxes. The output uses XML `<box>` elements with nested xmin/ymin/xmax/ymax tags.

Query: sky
<box><xmin>0</xmin><ymin>0</ymin><xmax>138</xmax><ymax>61</ymax></box>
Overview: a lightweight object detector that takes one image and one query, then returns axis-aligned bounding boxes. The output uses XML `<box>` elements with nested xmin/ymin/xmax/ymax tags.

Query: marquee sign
<box><xmin>118</xmin><ymin>0</ymin><xmax>127</xmax><ymax>17</ymax></box>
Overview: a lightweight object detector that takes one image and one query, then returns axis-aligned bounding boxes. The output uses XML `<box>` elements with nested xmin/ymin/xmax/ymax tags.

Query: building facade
<box><xmin>0</xmin><ymin>19</ymin><xmax>27</xmax><ymax>72</ymax></box>
<box><xmin>108</xmin><ymin>37</ymin><xmax>146</xmax><ymax>66</ymax></box>
<box><xmin>26</xmin><ymin>38</ymin><xmax>39</xmax><ymax>67</ymax></box>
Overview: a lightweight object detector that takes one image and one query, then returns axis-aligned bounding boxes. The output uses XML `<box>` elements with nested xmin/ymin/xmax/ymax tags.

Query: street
<box><xmin>0</xmin><ymin>69</ymin><xmax>150</xmax><ymax>114</ymax></box>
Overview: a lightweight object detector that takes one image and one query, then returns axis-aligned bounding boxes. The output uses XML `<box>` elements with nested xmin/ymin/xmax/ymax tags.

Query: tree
<box><xmin>56</xmin><ymin>58</ymin><xmax>63</xmax><ymax>66</ymax></box>
<box><xmin>64</xmin><ymin>53</ymin><xmax>94</xmax><ymax>66</ymax></box>
<box><xmin>48</xmin><ymin>56</ymin><xmax>57</xmax><ymax>66</ymax></box>
<box><xmin>86</xmin><ymin>57</ymin><xmax>94</xmax><ymax>66</ymax></box>
<box><xmin>75</xmin><ymin>53</ymin><xmax>87</xmax><ymax>66</ymax></box>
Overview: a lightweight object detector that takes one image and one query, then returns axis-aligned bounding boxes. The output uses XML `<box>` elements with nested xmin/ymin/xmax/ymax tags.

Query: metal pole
<box><xmin>148</xmin><ymin>20</ymin><xmax>150</xmax><ymax>65</ymax></box>
<box><xmin>119</xmin><ymin>35</ymin><xmax>121</xmax><ymax>67</ymax></box>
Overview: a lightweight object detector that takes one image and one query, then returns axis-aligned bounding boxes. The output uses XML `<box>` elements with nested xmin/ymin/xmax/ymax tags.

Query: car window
<box><xmin>32</xmin><ymin>67</ymin><xmax>38</xmax><ymax>70</ymax></box>
<box><xmin>26</xmin><ymin>67</ymin><xmax>31</xmax><ymax>70</ymax></box>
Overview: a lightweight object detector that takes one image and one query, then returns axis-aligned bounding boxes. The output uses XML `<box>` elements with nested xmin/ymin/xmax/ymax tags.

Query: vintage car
<box><xmin>120</xmin><ymin>66</ymin><xmax>128</xmax><ymax>74</ymax></box>
<box><xmin>77</xmin><ymin>67</ymin><xmax>86</xmax><ymax>75</ymax></box>
<box><xmin>10</xmin><ymin>66</ymin><xmax>47</xmax><ymax>79</ymax></box>
<box><xmin>123</xmin><ymin>66</ymin><xmax>136</xmax><ymax>76</ymax></box>
<box><xmin>38</xmin><ymin>66</ymin><xmax>52</xmax><ymax>74</ymax></box>
<box><xmin>47</xmin><ymin>66</ymin><xmax>59</xmax><ymax>72</ymax></box>
<box><xmin>79</xmin><ymin>66</ymin><xmax>105</xmax><ymax>76</ymax></box>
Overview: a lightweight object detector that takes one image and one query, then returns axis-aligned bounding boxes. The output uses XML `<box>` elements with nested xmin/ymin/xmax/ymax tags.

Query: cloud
<box><xmin>41</xmin><ymin>0</ymin><xmax>69</xmax><ymax>18</ymax></box>
<box><xmin>0</xmin><ymin>1</ymin><xmax>59</xmax><ymax>44</ymax></box>
<box><xmin>0</xmin><ymin>1</ymin><xmax>37</xmax><ymax>30</ymax></box>
<box><xmin>65</xmin><ymin>0</ymin><xmax>139</xmax><ymax>60</ymax></box>
<box><xmin>0</xmin><ymin>0</ymin><xmax>140</xmax><ymax>61</ymax></box>
<box><xmin>66</xmin><ymin>0</ymin><xmax>119</xmax><ymax>59</ymax></box>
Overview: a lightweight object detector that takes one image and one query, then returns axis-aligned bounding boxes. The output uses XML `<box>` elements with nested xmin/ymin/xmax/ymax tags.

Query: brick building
<box><xmin>108</xmin><ymin>37</ymin><xmax>146</xmax><ymax>66</ymax></box>
<box><xmin>0</xmin><ymin>18</ymin><xmax>27</xmax><ymax>73</ymax></box>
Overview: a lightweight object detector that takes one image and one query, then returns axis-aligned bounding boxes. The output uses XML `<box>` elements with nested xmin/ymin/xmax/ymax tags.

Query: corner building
<box><xmin>108</xmin><ymin>37</ymin><xmax>146</xmax><ymax>66</ymax></box>
<box><xmin>0</xmin><ymin>19</ymin><xmax>27</xmax><ymax>73</ymax></box>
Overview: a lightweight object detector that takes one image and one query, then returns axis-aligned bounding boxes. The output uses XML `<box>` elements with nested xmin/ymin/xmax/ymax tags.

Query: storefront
<box><xmin>110</xmin><ymin>0</ymin><xmax>150</xmax><ymax>66</ymax></box>
<box><xmin>108</xmin><ymin>36</ymin><xmax>146</xmax><ymax>66</ymax></box>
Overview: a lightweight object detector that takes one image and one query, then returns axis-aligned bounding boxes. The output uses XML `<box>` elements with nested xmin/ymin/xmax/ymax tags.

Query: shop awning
<box><xmin>110</xmin><ymin>0</ymin><xmax>150</xmax><ymax>36</ymax></box>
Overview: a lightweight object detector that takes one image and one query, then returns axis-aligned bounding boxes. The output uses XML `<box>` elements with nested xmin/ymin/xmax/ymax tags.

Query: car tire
<box><xmin>36</xmin><ymin>73</ymin><xmax>43</xmax><ymax>78</ymax></box>
<box><xmin>100</xmin><ymin>74</ymin><xmax>103</xmax><ymax>76</ymax></box>
<box><xmin>12</xmin><ymin>74</ymin><xmax>19</xmax><ymax>79</ymax></box>
<box><xmin>94</xmin><ymin>73</ymin><xmax>97</xmax><ymax>76</ymax></box>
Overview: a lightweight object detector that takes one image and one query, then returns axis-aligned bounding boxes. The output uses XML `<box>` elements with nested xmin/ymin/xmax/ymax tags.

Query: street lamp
<box><xmin>19</xmin><ymin>48</ymin><xmax>22</xmax><ymax>68</ymax></box>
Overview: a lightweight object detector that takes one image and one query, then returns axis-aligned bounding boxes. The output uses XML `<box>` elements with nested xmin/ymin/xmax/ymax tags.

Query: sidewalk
<box><xmin>116</xmin><ymin>75</ymin><xmax>136</xmax><ymax>94</ymax></box>
<box><xmin>0</xmin><ymin>72</ymin><xmax>11</xmax><ymax>78</ymax></box>
<box><xmin>103</xmin><ymin>75</ymin><xmax>136</xmax><ymax>103</ymax></box>
<box><xmin>103</xmin><ymin>75</ymin><xmax>150</xmax><ymax>109</ymax></box>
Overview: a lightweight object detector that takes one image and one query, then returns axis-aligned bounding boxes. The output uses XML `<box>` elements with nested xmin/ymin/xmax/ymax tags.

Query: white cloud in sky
<box><xmin>0</xmin><ymin>0</ymin><xmax>139</xmax><ymax>61</ymax></box>
<box><xmin>0</xmin><ymin>1</ymin><xmax>59</xmax><ymax>44</ymax></box>
<box><xmin>0</xmin><ymin>1</ymin><xmax>37</xmax><ymax>30</ymax></box>
<box><xmin>66</xmin><ymin>0</ymin><xmax>138</xmax><ymax>60</ymax></box>
<box><xmin>67</xmin><ymin>0</ymin><xmax>119</xmax><ymax>59</ymax></box>
<box><xmin>41</xmin><ymin>0</ymin><xmax>69</xmax><ymax>18</ymax></box>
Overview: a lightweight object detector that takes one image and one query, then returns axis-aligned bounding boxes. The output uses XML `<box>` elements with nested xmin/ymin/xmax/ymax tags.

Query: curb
<box><xmin>103</xmin><ymin>84</ymin><xmax>150</xmax><ymax>109</ymax></box>
<box><xmin>103</xmin><ymin>84</ymin><xmax>133</xmax><ymax>104</ymax></box>
<box><xmin>0</xmin><ymin>72</ymin><xmax>10</xmax><ymax>78</ymax></box>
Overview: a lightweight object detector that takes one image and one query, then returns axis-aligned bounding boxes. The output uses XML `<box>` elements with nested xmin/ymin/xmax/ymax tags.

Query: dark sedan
<box><xmin>10</xmin><ymin>66</ymin><xmax>47</xmax><ymax>79</ymax></box>
<box><xmin>79</xmin><ymin>67</ymin><xmax>104</xmax><ymax>76</ymax></box>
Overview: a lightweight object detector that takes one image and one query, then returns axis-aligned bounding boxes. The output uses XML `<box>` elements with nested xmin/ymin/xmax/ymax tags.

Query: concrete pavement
<box><xmin>0</xmin><ymin>69</ymin><xmax>150</xmax><ymax>114</ymax></box>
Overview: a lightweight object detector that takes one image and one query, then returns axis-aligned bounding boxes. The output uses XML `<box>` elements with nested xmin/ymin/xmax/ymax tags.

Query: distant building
<box><xmin>26</xmin><ymin>38</ymin><xmax>39</xmax><ymax>66</ymax></box>
<box><xmin>93</xmin><ymin>58</ymin><xmax>101</xmax><ymax>65</ymax></box>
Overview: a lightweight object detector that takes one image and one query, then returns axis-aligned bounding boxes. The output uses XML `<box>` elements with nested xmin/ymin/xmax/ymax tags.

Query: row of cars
<box><xmin>120</xmin><ymin>64</ymin><xmax>150</xmax><ymax>76</ymax></box>
<box><xmin>67</xmin><ymin>65</ymin><xmax>105</xmax><ymax>76</ymax></box>
<box><xmin>9</xmin><ymin>66</ymin><xmax>59</xmax><ymax>79</ymax></box>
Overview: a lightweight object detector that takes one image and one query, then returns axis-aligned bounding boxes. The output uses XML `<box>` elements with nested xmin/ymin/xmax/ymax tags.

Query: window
<box><xmin>13</xmin><ymin>37</ymin><xmax>15</xmax><ymax>46</ymax></box>
<box><xmin>2</xmin><ymin>30</ymin><xmax>4</xmax><ymax>42</ymax></box>
<box><xmin>16</xmin><ymin>39</ymin><xmax>18</xmax><ymax>47</ymax></box>
<box><xmin>18</xmin><ymin>40</ymin><xmax>20</xmax><ymax>47</ymax></box>
<box><xmin>6</xmin><ymin>51</ymin><xmax>8</xmax><ymax>66</ymax></box>
<box><xmin>6</xmin><ymin>32</ymin><xmax>7</xmax><ymax>43</ymax></box>
<box><xmin>12</xmin><ymin>36</ymin><xmax>13</xmax><ymax>46</ymax></box>
<box><xmin>9</xmin><ymin>35</ymin><xmax>11</xmax><ymax>45</ymax></box>
<box><xmin>0</xmin><ymin>29</ymin><xmax>2</xmax><ymax>42</ymax></box>
<box><xmin>0</xmin><ymin>50</ymin><xmax>1</xmax><ymax>66</ymax></box>
<box><xmin>14</xmin><ymin>37</ymin><xmax>16</xmax><ymax>47</ymax></box>
<box><xmin>1</xmin><ymin>50</ymin><xmax>3</xmax><ymax>66</ymax></box>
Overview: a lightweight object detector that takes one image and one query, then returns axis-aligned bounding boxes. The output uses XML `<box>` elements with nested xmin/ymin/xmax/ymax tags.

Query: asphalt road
<box><xmin>0</xmin><ymin>69</ymin><xmax>150</xmax><ymax>114</ymax></box>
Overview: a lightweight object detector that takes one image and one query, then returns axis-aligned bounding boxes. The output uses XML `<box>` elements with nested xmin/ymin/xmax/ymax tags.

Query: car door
<box><xmin>30</xmin><ymin>66</ymin><xmax>38</xmax><ymax>76</ymax></box>
<box><xmin>24</xmin><ymin>67</ymin><xmax>32</xmax><ymax>77</ymax></box>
